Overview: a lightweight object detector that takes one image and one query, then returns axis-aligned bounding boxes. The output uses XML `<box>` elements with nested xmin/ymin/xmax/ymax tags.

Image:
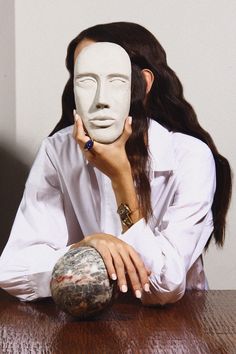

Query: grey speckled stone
<box><xmin>50</xmin><ymin>247</ymin><xmax>117</xmax><ymax>318</ymax></box>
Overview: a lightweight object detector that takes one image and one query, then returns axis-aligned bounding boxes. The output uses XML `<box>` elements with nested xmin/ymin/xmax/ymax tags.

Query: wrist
<box><xmin>111</xmin><ymin>168</ymin><xmax>133</xmax><ymax>190</ymax></box>
<box><xmin>117</xmin><ymin>202</ymin><xmax>141</xmax><ymax>228</ymax></box>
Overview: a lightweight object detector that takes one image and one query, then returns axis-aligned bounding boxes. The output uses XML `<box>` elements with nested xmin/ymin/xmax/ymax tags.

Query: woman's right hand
<box><xmin>71</xmin><ymin>233</ymin><xmax>150</xmax><ymax>298</ymax></box>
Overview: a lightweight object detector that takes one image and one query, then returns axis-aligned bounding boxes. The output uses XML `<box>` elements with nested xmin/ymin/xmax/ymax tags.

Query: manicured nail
<box><xmin>121</xmin><ymin>284</ymin><xmax>128</xmax><ymax>293</ymax></box>
<box><xmin>73</xmin><ymin>110</ymin><xmax>79</xmax><ymax>122</ymax></box>
<box><xmin>128</xmin><ymin>116</ymin><xmax>132</xmax><ymax>125</ymax></box>
<box><xmin>111</xmin><ymin>273</ymin><xmax>117</xmax><ymax>280</ymax></box>
<box><xmin>144</xmin><ymin>283</ymin><xmax>150</xmax><ymax>292</ymax></box>
<box><xmin>135</xmin><ymin>290</ymin><xmax>142</xmax><ymax>299</ymax></box>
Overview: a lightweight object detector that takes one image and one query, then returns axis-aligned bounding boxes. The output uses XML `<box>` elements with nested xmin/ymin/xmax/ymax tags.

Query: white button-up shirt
<box><xmin>0</xmin><ymin>120</ymin><xmax>216</xmax><ymax>305</ymax></box>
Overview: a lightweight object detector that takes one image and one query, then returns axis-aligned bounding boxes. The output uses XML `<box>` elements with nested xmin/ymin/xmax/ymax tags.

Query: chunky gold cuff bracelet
<box><xmin>117</xmin><ymin>203</ymin><xmax>134</xmax><ymax>228</ymax></box>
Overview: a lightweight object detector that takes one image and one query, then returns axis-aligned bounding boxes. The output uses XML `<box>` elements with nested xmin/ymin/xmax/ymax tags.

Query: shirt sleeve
<box><xmin>0</xmin><ymin>139</ymin><xmax>70</xmax><ymax>301</ymax></box>
<box><xmin>118</xmin><ymin>142</ymin><xmax>216</xmax><ymax>305</ymax></box>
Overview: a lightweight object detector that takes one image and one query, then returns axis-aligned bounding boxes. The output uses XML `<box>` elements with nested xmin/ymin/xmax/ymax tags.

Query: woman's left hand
<box><xmin>72</xmin><ymin>112</ymin><xmax>132</xmax><ymax>181</ymax></box>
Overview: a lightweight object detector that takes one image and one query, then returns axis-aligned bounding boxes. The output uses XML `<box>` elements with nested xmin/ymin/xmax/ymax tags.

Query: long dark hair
<box><xmin>50</xmin><ymin>22</ymin><xmax>232</xmax><ymax>248</ymax></box>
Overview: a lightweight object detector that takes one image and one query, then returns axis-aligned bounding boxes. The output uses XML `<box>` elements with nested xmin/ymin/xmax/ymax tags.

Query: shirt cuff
<box><xmin>0</xmin><ymin>245</ymin><xmax>71</xmax><ymax>301</ymax></box>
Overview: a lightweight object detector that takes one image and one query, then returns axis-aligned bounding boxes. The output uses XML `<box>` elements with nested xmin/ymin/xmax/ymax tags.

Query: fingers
<box><xmin>128</xmin><ymin>247</ymin><xmax>150</xmax><ymax>293</ymax></box>
<box><xmin>119</xmin><ymin>245</ymin><xmax>150</xmax><ymax>298</ymax></box>
<box><xmin>118</xmin><ymin>116</ymin><xmax>132</xmax><ymax>145</ymax></box>
<box><xmin>104</xmin><ymin>242</ymin><xmax>150</xmax><ymax>298</ymax></box>
<box><xmin>119</xmin><ymin>249</ymin><xmax>142</xmax><ymax>298</ymax></box>
<box><xmin>73</xmin><ymin>111</ymin><xmax>96</xmax><ymax>156</ymax></box>
<box><xmin>95</xmin><ymin>242</ymin><xmax>128</xmax><ymax>294</ymax></box>
<box><xmin>73</xmin><ymin>111</ymin><xmax>87</xmax><ymax>145</ymax></box>
<box><xmin>96</xmin><ymin>245</ymin><xmax>118</xmax><ymax>282</ymax></box>
<box><xmin>109</xmin><ymin>245</ymin><xmax>128</xmax><ymax>293</ymax></box>
<box><xmin>81</xmin><ymin>234</ymin><xmax>150</xmax><ymax>299</ymax></box>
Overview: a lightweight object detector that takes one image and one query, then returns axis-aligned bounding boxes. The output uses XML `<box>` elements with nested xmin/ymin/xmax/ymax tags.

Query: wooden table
<box><xmin>0</xmin><ymin>289</ymin><xmax>235</xmax><ymax>353</ymax></box>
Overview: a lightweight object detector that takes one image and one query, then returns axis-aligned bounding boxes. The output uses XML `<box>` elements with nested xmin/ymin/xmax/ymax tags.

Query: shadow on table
<box><xmin>0</xmin><ymin>144</ymin><xmax>29</xmax><ymax>255</ymax></box>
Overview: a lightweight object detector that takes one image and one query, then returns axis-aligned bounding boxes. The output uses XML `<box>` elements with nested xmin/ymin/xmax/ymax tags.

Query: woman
<box><xmin>0</xmin><ymin>22</ymin><xmax>232</xmax><ymax>305</ymax></box>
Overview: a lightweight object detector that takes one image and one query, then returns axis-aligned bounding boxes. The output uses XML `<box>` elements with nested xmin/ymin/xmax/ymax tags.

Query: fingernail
<box><xmin>128</xmin><ymin>116</ymin><xmax>132</xmax><ymax>125</ymax></box>
<box><xmin>121</xmin><ymin>284</ymin><xmax>128</xmax><ymax>293</ymax></box>
<box><xmin>73</xmin><ymin>111</ymin><xmax>79</xmax><ymax>122</ymax></box>
<box><xmin>111</xmin><ymin>273</ymin><xmax>117</xmax><ymax>280</ymax></box>
<box><xmin>144</xmin><ymin>283</ymin><xmax>150</xmax><ymax>292</ymax></box>
<box><xmin>135</xmin><ymin>290</ymin><xmax>142</xmax><ymax>299</ymax></box>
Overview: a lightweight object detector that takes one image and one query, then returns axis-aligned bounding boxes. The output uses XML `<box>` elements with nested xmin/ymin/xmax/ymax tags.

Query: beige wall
<box><xmin>0</xmin><ymin>0</ymin><xmax>15</xmax><ymax>148</ymax></box>
<box><xmin>1</xmin><ymin>0</ymin><xmax>236</xmax><ymax>288</ymax></box>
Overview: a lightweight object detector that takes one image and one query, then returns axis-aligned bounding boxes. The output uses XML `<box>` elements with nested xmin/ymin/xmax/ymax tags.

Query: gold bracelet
<box><xmin>117</xmin><ymin>203</ymin><xmax>134</xmax><ymax>228</ymax></box>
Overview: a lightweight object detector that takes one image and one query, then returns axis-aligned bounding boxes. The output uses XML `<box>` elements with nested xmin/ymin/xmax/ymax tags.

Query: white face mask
<box><xmin>74</xmin><ymin>42</ymin><xmax>131</xmax><ymax>143</ymax></box>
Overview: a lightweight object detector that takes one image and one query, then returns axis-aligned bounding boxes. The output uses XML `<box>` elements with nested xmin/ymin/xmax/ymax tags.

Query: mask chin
<box><xmin>90</xmin><ymin>128</ymin><xmax>123</xmax><ymax>144</ymax></box>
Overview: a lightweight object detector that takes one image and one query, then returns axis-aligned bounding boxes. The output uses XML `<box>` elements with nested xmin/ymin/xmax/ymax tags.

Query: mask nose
<box><xmin>95</xmin><ymin>82</ymin><xmax>110</xmax><ymax>109</ymax></box>
<box><xmin>96</xmin><ymin>102</ymin><xmax>109</xmax><ymax>109</ymax></box>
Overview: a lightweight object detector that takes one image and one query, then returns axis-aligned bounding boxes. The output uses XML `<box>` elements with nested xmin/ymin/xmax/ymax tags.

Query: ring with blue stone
<box><xmin>84</xmin><ymin>139</ymin><xmax>94</xmax><ymax>151</ymax></box>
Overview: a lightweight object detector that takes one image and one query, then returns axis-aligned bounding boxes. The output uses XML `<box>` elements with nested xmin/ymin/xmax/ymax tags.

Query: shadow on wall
<box><xmin>0</xmin><ymin>145</ymin><xmax>29</xmax><ymax>255</ymax></box>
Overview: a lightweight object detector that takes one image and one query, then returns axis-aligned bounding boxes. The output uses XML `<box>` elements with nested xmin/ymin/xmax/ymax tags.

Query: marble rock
<box><xmin>50</xmin><ymin>246</ymin><xmax>117</xmax><ymax>318</ymax></box>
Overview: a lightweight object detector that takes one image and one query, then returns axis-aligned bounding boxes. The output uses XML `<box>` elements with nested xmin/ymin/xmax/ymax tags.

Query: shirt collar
<box><xmin>148</xmin><ymin>119</ymin><xmax>176</xmax><ymax>172</ymax></box>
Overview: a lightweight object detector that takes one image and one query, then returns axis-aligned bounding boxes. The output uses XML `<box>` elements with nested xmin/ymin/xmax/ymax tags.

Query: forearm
<box><xmin>111</xmin><ymin>167</ymin><xmax>143</xmax><ymax>231</ymax></box>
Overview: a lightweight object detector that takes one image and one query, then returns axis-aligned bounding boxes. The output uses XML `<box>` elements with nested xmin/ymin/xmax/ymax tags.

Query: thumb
<box><xmin>120</xmin><ymin>116</ymin><xmax>132</xmax><ymax>144</ymax></box>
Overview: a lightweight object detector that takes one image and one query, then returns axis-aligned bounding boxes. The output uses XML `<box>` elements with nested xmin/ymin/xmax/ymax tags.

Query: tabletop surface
<box><xmin>0</xmin><ymin>289</ymin><xmax>236</xmax><ymax>354</ymax></box>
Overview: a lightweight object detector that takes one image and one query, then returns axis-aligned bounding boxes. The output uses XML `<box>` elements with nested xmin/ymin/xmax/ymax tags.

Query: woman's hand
<box><xmin>71</xmin><ymin>233</ymin><xmax>150</xmax><ymax>298</ymax></box>
<box><xmin>72</xmin><ymin>112</ymin><xmax>132</xmax><ymax>182</ymax></box>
